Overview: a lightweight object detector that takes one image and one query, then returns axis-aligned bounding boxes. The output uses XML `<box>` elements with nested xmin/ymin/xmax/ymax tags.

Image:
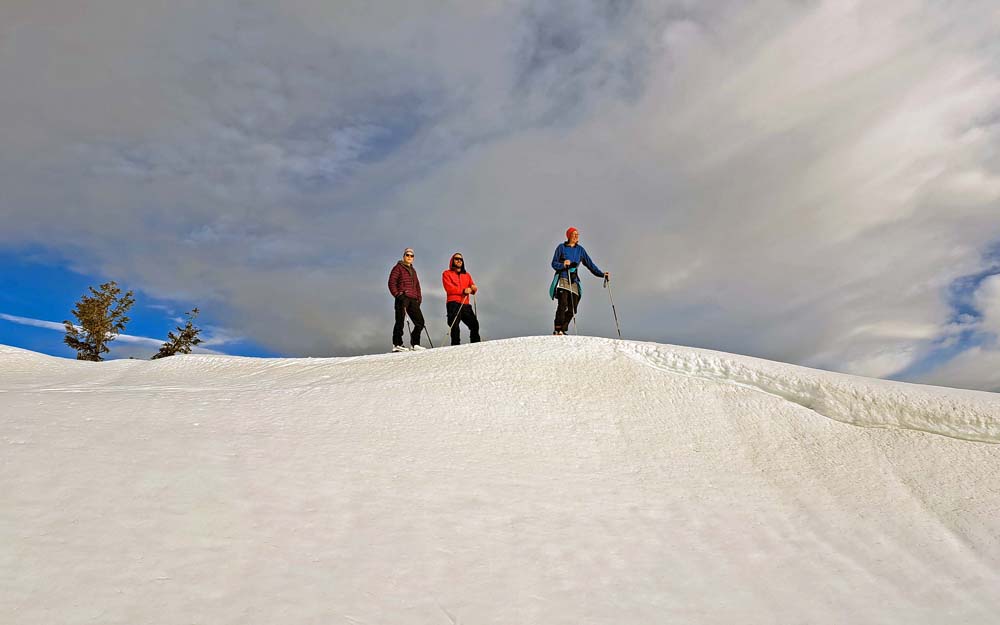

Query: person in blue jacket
<box><xmin>549</xmin><ymin>227</ymin><xmax>609</xmax><ymax>334</ymax></box>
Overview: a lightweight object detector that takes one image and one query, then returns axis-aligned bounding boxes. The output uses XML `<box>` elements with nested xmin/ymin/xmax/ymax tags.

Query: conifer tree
<box><xmin>152</xmin><ymin>308</ymin><xmax>204</xmax><ymax>360</ymax></box>
<box><xmin>63</xmin><ymin>281</ymin><xmax>136</xmax><ymax>361</ymax></box>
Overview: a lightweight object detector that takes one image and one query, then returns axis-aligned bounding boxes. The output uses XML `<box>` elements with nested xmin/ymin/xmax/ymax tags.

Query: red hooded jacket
<box><xmin>441</xmin><ymin>254</ymin><xmax>477</xmax><ymax>304</ymax></box>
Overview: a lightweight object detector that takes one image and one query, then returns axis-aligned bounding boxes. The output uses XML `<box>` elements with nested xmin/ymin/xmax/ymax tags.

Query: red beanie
<box><xmin>566</xmin><ymin>227</ymin><xmax>578</xmax><ymax>240</ymax></box>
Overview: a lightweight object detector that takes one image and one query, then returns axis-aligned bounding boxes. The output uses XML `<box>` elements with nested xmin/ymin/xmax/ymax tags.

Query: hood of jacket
<box><xmin>448</xmin><ymin>253</ymin><xmax>466</xmax><ymax>274</ymax></box>
<box><xmin>397</xmin><ymin>260</ymin><xmax>416</xmax><ymax>276</ymax></box>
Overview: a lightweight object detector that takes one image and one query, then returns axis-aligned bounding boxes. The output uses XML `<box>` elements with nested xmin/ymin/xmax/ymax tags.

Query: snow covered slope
<box><xmin>2</xmin><ymin>337</ymin><xmax>999</xmax><ymax>624</ymax></box>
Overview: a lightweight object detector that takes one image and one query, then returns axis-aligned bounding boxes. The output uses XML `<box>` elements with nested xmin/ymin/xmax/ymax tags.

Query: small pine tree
<box><xmin>63</xmin><ymin>281</ymin><xmax>136</xmax><ymax>362</ymax></box>
<box><xmin>152</xmin><ymin>308</ymin><xmax>204</xmax><ymax>360</ymax></box>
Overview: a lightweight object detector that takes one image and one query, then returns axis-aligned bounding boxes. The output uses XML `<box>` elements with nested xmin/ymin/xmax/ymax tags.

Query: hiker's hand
<box><xmin>604</xmin><ymin>272</ymin><xmax>610</xmax><ymax>279</ymax></box>
<box><xmin>464</xmin><ymin>288</ymin><xmax>472</xmax><ymax>294</ymax></box>
<box><xmin>563</xmin><ymin>259</ymin><xmax>571</xmax><ymax>267</ymax></box>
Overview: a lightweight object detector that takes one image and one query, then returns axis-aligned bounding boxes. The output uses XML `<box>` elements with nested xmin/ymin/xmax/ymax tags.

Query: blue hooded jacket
<box><xmin>549</xmin><ymin>242</ymin><xmax>604</xmax><ymax>300</ymax></box>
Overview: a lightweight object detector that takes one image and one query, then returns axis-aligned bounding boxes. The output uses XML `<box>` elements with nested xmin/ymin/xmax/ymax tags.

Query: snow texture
<box><xmin>2</xmin><ymin>336</ymin><xmax>1000</xmax><ymax>624</ymax></box>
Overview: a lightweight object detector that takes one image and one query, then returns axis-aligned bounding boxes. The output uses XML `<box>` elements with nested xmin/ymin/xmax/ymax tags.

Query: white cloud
<box><xmin>0</xmin><ymin>313</ymin><xmax>234</xmax><ymax>357</ymax></box>
<box><xmin>2</xmin><ymin>0</ymin><xmax>1000</xmax><ymax>387</ymax></box>
<box><xmin>0</xmin><ymin>313</ymin><xmax>67</xmax><ymax>332</ymax></box>
<box><xmin>918</xmin><ymin>345</ymin><xmax>1000</xmax><ymax>393</ymax></box>
<box><xmin>1</xmin><ymin>312</ymin><xmax>162</xmax><ymax>346</ymax></box>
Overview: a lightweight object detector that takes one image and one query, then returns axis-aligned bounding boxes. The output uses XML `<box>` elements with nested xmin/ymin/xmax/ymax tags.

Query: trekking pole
<box><xmin>566</xmin><ymin>266</ymin><xmax>580</xmax><ymax>334</ymax></box>
<box><xmin>424</xmin><ymin>318</ymin><xmax>434</xmax><ymax>349</ymax></box>
<box><xmin>404</xmin><ymin>312</ymin><xmax>434</xmax><ymax>349</ymax></box>
<box><xmin>571</xmin><ymin>290</ymin><xmax>580</xmax><ymax>335</ymax></box>
<box><xmin>604</xmin><ymin>275</ymin><xmax>622</xmax><ymax>339</ymax></box>
<box><xmin>443</xmin><ymin>295</ymin><xmax>469</xmax><ymax>346</ymax></box>
<box><xmin>472</xmin><ymin>292</ymin><xmax>484</xmax><ymax>341</ymax></box>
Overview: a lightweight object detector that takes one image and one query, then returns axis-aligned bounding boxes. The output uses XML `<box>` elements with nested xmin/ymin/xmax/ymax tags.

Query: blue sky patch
<box><xmin>0</xmin><ymin>250</ymin><xmax>275</xmax><ymax>359</ymax></box>
<box><xmin>891</xmin><ymin>241</ymin><xmax>1000</xmax><ymax>380</ymax></box>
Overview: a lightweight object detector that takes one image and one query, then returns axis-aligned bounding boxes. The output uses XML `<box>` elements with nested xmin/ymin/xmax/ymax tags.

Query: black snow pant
<box><xmin>393</xmin><ymin>296</ymin><xmax>425</xmax><ymax>347</ymax></box>
<box><xmin>446</xmin><ymin>300</ymin><xmax>480</xmax><ymax>345</ymax></box>
<box><xmin>554</xmin><ymin>288</ymin><xmax>580</xmax><ymax>333</ymax></box>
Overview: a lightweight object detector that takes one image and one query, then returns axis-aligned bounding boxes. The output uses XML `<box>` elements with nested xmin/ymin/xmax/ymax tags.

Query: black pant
<box><xmin>554</xmin><ymin>288</ymin><xmax>580</xmax><ymax>332</ymax></box>
<box><xmin>446</xmin><ymin>300</ymin><xmax>480</xmax><ymax>345</ymax></box>
<box><xmin>393</xmin><ymin>296</ymin><xmax>425</xmax><ymax>347</ymax></box>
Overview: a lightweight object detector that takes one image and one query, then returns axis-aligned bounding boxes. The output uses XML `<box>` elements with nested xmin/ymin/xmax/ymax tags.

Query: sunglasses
<box><xmin>453</xmin><ymin>258</ymin><xmax>464</xmax><ymax>262</ymax></box>
<box><xmin>404</xmin><ymin>253</ymin><xmax>414</xmax><ymax>257</ymax></box>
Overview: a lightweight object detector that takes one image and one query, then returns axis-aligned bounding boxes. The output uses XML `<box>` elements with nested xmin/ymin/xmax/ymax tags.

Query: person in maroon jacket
<box><xmin>388</xmin><ymin>248</ymin><xmax>426</xmax><ymax>351</ymax></box>
<box><xmin>441</xmin><ymin>252</ymin><xmax>480</xmax><ymax>345</ymax></box>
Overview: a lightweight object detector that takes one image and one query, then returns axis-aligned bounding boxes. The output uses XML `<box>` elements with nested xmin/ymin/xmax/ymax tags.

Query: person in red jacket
<box><xmin>388</xmin><ymin>248</ymin><xmax>426</xmax><ymax>351</ymax></box>
<box><xmin>441</xmin><ymin>252</ymin><xmax>480</xmax><ymax>345</ymax></box>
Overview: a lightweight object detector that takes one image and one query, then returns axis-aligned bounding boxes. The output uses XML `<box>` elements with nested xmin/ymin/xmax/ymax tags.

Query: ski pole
<box><xmin>404</xmin><ymin>310</ymin><xmax>434</xmax><ymax>349</ymax></box>
<box><xmin>423</xmin><ymin>315</ymin><xmax>434</xmax><ymax>348</ymax></box>
<box><xmin>604</xmin><ymin>275</ymin><xmax>622</xmax><ymax>339</ymax></box>
<box><xmin>443</xmin><ymin>295</ymin><xmax>469</xmax><ymax>345</ymax></box>
<box><xmin>566</xmin><ymin>266</ymin><xmax>579</xmax><ymax>334</ymax></box>
<box><xmin>571</xmin><ymin>290</ymin><xmax>580</xmax><ymax>335</ymax></box>
<box><xmin>472</xmin><ymin>292</ymin><xmax>484</xmax><ymax>341</ymax></box>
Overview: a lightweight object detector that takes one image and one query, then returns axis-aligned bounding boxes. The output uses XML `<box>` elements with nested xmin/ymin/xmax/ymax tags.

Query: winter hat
<box><xmin>403</xmin><ymin>248</ymin><xmax>415</xmax><ymax>258</ymax></box>
<box><xmin>566</xmin><ymin>227</ymin><xmax>578</xmax><ymax>240</ymax></box>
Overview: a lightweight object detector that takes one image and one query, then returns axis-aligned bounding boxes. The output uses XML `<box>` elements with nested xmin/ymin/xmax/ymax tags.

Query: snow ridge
<box><xmin>1</xmin><ymin>338</ymin><xmax>998</xmax><ymax>443</ymax></box>
<box><xmin>3</xmin><ymin>338</ymin><xmax>1000</xmax><ymax>624</ymax></box>
<box><xmin>620</xmin><ymin>340</ymin><xmax>1000</xmax><ymax>444</ymax></box>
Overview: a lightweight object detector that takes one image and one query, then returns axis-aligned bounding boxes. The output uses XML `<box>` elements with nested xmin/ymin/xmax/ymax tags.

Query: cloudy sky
<box><xmin>1</xmin><ymin>0</ymin><xmax>998</xmax><ymax>391</ymax></box>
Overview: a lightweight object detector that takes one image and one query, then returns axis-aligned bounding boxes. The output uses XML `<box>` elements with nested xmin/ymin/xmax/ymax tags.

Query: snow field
<box><xmin>2</xmin><ymin>337</ymin><xmax>999</xmax><ymax>624</ymax></box>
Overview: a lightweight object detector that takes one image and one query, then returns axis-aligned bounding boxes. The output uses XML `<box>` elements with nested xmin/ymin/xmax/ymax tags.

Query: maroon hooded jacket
<box><xmin>388</xmin><ymin>261</ymin><xmax>422</xmax><ymax>303</ymax></box>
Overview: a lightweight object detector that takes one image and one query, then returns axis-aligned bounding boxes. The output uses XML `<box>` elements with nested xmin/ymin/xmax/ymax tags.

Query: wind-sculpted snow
<box><xmin>2</xmin><ymin>338</ymin><xmax>1000</xmax><ymax>625</ymax></box>
<box><xmin>620</xmin><ymin>341</ymin><xmax>1000</xmax><ymax>444</ymax></box>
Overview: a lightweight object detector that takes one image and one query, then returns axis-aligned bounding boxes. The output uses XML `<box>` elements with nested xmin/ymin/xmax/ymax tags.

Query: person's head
<box><xmin>566</xmin><ymin>227</ymin><xmax>579</xmax><ymax>245</ymax></box>
<box><xmin>402</xmin><ymin>248</ymin><xmax>415</xmax><ymax>265</ymax></box>
<box><xmin>449</xmin><ymin>252</ymin><xmax>465</xmax><ymax>273</ymax></box>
